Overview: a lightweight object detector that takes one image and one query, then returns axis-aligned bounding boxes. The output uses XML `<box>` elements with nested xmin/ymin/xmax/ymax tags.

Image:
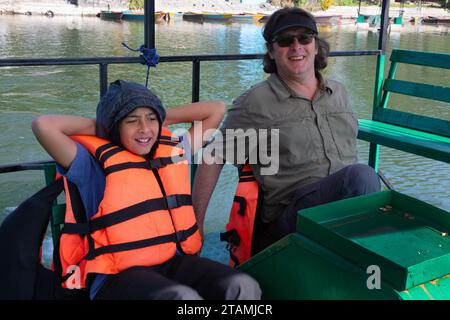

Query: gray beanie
<box><xmin>96</xmin><ymin>80</ymin><xmax>166</xmax><ymax>140</ymax></box>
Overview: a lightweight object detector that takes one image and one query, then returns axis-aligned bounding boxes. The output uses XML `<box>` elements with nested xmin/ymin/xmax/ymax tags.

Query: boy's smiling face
<box><xmin>118</xmin><ymin>107</ymin><xmax>160</xmax><ymax>156</ymax></box>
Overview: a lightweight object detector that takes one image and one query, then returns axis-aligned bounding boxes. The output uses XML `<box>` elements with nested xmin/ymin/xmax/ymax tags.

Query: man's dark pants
<box><xmin>254</xmin><ymin>163</ymin><xmax>381</xmax><ymax>253</ymax></box>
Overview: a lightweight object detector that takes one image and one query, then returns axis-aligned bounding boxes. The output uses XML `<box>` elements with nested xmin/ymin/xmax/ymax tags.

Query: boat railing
<box><xmin>0</xmin><ymin>50</ymin><xmax>381</xmax><ymax>175</ymax></box>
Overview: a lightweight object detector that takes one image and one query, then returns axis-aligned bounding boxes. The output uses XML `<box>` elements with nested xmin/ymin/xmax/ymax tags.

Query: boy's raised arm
<box><xmin>32</xmin><ymin>115</ymin><xmax>96</xmax><ymax>169</ymax></box>
<box><xmin>163</xmin><ymin>101</ymin><xmax>226</xmax><ymax>155</ymax></box>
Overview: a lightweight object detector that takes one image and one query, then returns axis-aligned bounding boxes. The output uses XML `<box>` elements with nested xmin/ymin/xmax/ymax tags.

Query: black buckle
<box><xmin>148</xmin><ymin>158</ymin><xmax>163</xmax><ymax>169</ymax></box>
<box><xmin>166</xmin><ymin>195</ymin><xmax>179</xmax><ymax>210</ymax></box>
<box><xmin>220</xmin><ymin>229</ymin><xmax>240</xmax><ymax>247</ymax></box>
<box><xmin>233</xmin><ymin>196</ymin><xmax>246</xmax><ymax>216</ymax></box>
<box><xmin>175</xmin><ymin>230</ymin><xmax>187</xmax><ymax>243</ymax></box>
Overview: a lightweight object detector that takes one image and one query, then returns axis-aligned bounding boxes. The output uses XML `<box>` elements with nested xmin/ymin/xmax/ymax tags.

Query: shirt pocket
<box><xmin>325</xmin><ymin>112</ymin><xmax>358</xmax><ymax>159</ymax></box>
<box><xmin>273</xmin><ymin>116</ymin><xmax>317</xmax><ymax>166</ymax></box>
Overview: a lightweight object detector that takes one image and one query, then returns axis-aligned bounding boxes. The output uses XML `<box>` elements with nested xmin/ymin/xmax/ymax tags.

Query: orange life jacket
<box><xmin>58</xmin><ymin>128</ymin><xmax>202</xmax><ymax>289</ymax></box>
<box><xmin>220</xmin><ymin>164</ymin><xmax>261</xmax><ymax>267</ymax></box>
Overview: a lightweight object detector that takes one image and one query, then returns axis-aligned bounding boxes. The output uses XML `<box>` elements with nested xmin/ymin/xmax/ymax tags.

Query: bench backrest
<box><xmin>44</xmin><ymin>163</ymin><xmax>65</xmax><ymax>246</ymax></box>
<box><xmin>373</xmin><ymin>49</ymin><xmax>450</xmax><ymax>138</ymax></box>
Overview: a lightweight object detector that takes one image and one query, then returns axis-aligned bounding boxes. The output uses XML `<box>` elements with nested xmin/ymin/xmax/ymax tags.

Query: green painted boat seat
<box><xmin>240</xmin><ymin>191</ymin><xmax>450</xmax><ymax>299</ymax></box>
<box><xmin>357</xmin><ymin>49</ymin><xmax>450</xmax><ymax>163</ymax></box>
<box><xmin>43</xmin><ymin>163</ymin><xmax>65</xmax><ymax>246</ymax></box>
<box><xmin>358</xmin><ymin>120</ymin><xmax>450</xmax><ymax>163</ymax></box>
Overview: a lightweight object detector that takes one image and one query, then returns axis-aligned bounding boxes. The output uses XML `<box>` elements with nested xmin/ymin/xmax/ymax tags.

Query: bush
<box><xmin>333</xmin><ymin>0</ymin><xmax>360</xmax><ymax>5</ymax></box>
<box><xmin>293</xmin><ymin>0</ymin><xmax>308</xmax><ymax>6</ymax></box>
<box><xmin>319</xmin><ymin>0</ymin><xmax>334</xmax><ymax>10</ymax></box>
<box><xmin>129</xmin><ymin>0</ymin><xmax>144</xmax><ymax>10</ymax></box>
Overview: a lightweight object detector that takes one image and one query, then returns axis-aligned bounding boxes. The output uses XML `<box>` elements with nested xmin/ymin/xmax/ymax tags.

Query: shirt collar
<box><xmin>267</xmin><ymin>73</ymin><xmax>333</xmax><ymax>101</ymax></box>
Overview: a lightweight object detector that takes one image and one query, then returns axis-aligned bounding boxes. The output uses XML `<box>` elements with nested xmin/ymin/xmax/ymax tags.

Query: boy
<box><xmin>32</xmin><ymin>80</ymin><xmax>261</xmax><ymax>300</ymax></box>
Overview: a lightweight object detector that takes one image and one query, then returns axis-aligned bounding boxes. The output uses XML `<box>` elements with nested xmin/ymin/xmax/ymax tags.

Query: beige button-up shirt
<box><xmin>214</xmin><ymin>73</ymin><xmax>358</xmax><ymax>222</ymax></box>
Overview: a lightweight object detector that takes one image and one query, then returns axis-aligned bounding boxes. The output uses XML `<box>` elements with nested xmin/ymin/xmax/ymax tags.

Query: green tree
<box><xmin>293</xmin><ymin>0</ymin><xmax>307</xmax><ymax>6</ymax></box>
<box><xmin>129</xmin><ymin>0</ymin><xmax>144</xmax><ymax>10</ymax></box>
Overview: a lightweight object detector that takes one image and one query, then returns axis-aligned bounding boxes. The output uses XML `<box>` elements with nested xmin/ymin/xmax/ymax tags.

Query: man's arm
<box><xmin>163</xmin><ymin>101</ymin><xmax>226</xmax><ymax>155</ymax></box>
<box><xmin>192</xmin><ymin>161</ymin><xmax>224</xmax><ymax>240</ymax></box>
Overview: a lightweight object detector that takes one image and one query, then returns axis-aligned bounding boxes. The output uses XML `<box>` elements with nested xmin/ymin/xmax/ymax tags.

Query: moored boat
<box><xmin>313</xmin><ymin>14</ymin><xmax>342</xmax><ymax>25</ymax></box>
<box><xmin>258</xmin><ymin>14</ymin><xmax>269</xmax><ymax>23</ymax></box>
<box><xmin>100</xmin><ymin>10</ymin><xmax>123</xmax><ymax>21</ymax></box>
<box><xmin>122</xmin><ymin>10</ymin><xmax>166</xmax><ymax>23</ymax></box>
<box><xmin>182</xmin><ymin>12</ymin><xmax>204</xmax><ymax>22</ymax></box>
<box><xmin>202</xmin><ymin>12</ymin><xmax>232</xmax><ymax>22</ymax></box>
<box><xmin>231</xmin><ymin>13</ymin><xmax>265</xmax><ymax>22</ymax></box>
<box><xmin>421</xmin><ymin>16</ymin><xmax>450</xmax><ymax>25</ymax></box>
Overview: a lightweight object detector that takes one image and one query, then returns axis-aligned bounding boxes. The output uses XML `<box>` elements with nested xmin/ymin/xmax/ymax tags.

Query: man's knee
<box><xmin>152</xmin><ymin>284</ymin><xmax>202</xmax><ymax>300</ymax></box>
<box><xmin>221</xmin><ymin>273</ymin><xmax>262</xmax><ymax>300</ymax></box>
<box><xmin>345</xmin><ymin>163</ymin><xmax>381</xmax><ymax>196</ymax></box>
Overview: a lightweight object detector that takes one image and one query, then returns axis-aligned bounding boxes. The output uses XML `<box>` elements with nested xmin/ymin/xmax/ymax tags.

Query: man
<box><xmin>193</xmin><ymin>7</ymin><xmax>380</xmax><ymax>256</ymax></box>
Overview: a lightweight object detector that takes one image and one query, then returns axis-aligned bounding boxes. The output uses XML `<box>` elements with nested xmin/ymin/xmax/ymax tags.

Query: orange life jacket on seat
<box><xmin>58</xmin><ymin>128</ymin><xmax>202</xmax><ymax>289</ymax></box>
<box><xmin>220</xmin><ymin>164</ymin><xmax>261</xmax><ymax>267</ymax></box>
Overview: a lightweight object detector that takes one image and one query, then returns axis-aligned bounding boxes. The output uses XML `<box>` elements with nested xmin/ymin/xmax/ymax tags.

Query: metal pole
<box><xmin>192</xmin><ymin>59</ymin><xmax>200</xmax><ymax>103</ymax></box>
<box><xmin>99</xmin><ymin>63</ymin><xmax>108</xmax><ymax>97</ymax></box>
<box><xmin>378</xmin><ymin>0</ymin><xmax>390</xmax><ymax>53</ymax></box>
<box><xmin>144</xmin><ymin>0</ymin><xmax>155</xmax><ymax>49</ymax></box>
<box><xmin>190</xmin><ymin>59</ymin><xmax>201</xmax><ymax>184</ymax></box>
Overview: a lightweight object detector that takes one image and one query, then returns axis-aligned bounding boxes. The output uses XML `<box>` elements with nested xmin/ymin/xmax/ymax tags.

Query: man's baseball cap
<box><xmin>264</xmin><ymin>12</ymin><xmax>318</xmax><ymax>42</ymax></box>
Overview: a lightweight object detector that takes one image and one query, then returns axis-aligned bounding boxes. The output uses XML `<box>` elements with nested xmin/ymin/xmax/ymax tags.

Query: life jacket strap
<box><xmin>95</xmin><ymin>142</ymin><xmax>116</xmax><ymax>160</ymax></box>
<box><xmin>103</xmin><ymin>154</ymin><xmax>187</xmax><ymax>176</ymax></box>
<box><xmin>238</xmin><ymin>165</ymin><xmax>256</xmax><ymax>183</ymax></box>
<box><xmin>239</xmin><ymin>176</ymin><xmax>256</xmax><ymax>183</ymax></box>
<box><xmin>160</xmin><ymin>134</ymin><xmax>182</xmax><ymax>142</ymax></box>
<box><xmin>84</xmin><ymin>223</ymin><xmax>198</xmax><ymax>259</ymax></box>
<box><xmin>97</xmin><ymin>146</ymin><xmax>125</xmax><ymax>166</ymax></box>
<box><xmin>159</xmin><ymin>134</ymin><xmax>182</xmax><ymax>147</ymax></box>
<box><xmin>238</xmin><ymin>169</ymin><xmax>254</xmax><ymax>179</ymax></box>
<box><xmin>61</xmin><ymin>194</ymin><xmax>192</xmax><ymax>234</ymax></box>
<box><xmin>61</xmin><ymin>222</ymin><xmax>89</xmax><ymax>234</ymax></box>
<box><xmin>220</xmin><ymin>229</ymin><xmax>242</xmax><ymax>267</ymax></box>
<box><xmin>147</xmin><ymin>154</ymin><xmax>186</xmax><ymax>168</ymax></box>
<box><xmin>175</xmin><ymin>224</ymin><xmax>198</xmax><ymax>243</ymax></box>
<box><xmin>233</xmin><ymin>196</ymin><xmax>246</xmax><ymax>216</ymax></box>
<box><xmin>229</xmin><ymin>250</ymin><xmax>240</xmax><ymax>267</ymax></box>
<box><xmin>220</xmin><ymin>229</ymin><xmax>240</xmax><ymax>247</ymax></box>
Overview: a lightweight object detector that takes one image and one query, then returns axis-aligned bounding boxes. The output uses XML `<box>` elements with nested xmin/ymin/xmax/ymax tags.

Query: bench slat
<box><xmin>52</xmin><ymin>204</ymin><xmax>66</xmax><ymax>226</ymax></box>
<box><xmin>374</xmin><ymin>108</ymin><xmax>450</xmax><ymax>138</ymax></box>
<box><xmin>391</xmin><ymin>49</ymin><xmax>450</xmax><ymax>69</ymax></box>
<box><xmin>384</xmin><ymin>79</ymin><xmax>450</xmax><ymax>103</ymax></box>
<box><xmin>358</xmin><ymin>119</ymin><xmax>450</xmax><ymax>163</ymax></box>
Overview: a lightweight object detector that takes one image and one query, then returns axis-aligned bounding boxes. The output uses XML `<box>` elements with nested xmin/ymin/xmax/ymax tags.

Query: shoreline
<box><xmin>0</xmin><ymin>1</ymin><xmax>449</xmax><ymax>19</ymax></box>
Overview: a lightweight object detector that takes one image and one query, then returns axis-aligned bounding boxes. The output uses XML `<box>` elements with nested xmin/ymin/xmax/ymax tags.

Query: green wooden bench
<box><xmin>358</xmin><ymin>49</ymin><xmax>450</xmax><ymax>167</ymax></box>
<box><xmin>43</xmin><ymin>163</ymin><xmax>66</xmax><ymax>247</ymax></box>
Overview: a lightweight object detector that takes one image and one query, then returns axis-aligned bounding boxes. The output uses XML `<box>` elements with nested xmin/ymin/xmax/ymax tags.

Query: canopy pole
<box><xmin>378</xmin><ymin>0</ymin><xmax>390</xmax><ymax>53</ymax></box>
<box><xmin>144</xmin><ymin>0</ymin><xmax>156</xmax><ymax>49</ymax></box>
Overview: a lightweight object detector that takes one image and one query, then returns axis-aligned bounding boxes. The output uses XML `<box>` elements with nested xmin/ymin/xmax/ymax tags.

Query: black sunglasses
<box><xmin>272</xmin><ymin>34</ymin><xmax>316</xmax><ymax>47</ymax></box>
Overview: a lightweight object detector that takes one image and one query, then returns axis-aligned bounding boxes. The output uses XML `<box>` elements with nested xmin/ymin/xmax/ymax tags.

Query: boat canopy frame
<box><xmin>0</xmin><ymin>0</ymin><xmax>389</xmax><ymax>176</ymax></box>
